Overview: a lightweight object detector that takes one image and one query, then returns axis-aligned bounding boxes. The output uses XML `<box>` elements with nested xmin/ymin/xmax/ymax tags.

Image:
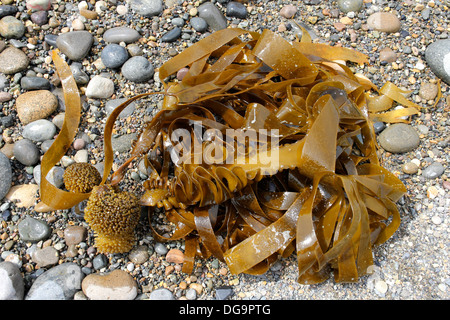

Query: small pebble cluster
<box><xmin>0</xmin><ymin>0</ymin><xmax>449</xmax><ymax>300</ymax></box>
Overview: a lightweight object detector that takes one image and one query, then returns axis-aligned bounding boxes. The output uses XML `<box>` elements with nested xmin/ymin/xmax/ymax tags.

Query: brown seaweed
<box><xmin>40</xmin><ymin>28</ymin><xmax>426</xmax><ymax>284</ymax></box>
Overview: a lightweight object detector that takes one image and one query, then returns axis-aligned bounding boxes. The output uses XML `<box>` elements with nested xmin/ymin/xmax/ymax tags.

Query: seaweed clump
<box><xmin>38</xmin><ymin>28</ymin><xmax>435</xmax><ymax>284</ymax></box>
<box><xmin>63</xmin><ymin>162</ymin><xmax>102</xmax><ymax>193</ymax></box>
<box><xmin>84</xmin><ymin>184</ymin><xmax>140</xmax><ymax>253</ymax></box>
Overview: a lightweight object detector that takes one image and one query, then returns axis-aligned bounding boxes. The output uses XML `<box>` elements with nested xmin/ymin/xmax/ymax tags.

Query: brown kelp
<box><xmin>39</xmin><ymin>28</ymin><xmax>421</xmax><ymax>284</ymax></box>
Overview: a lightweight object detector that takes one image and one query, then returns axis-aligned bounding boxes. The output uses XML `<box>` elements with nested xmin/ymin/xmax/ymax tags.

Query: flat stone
<box><xmin>105</xmin><ymin>98</ymin><xmax>136</xmax><ymax>119</ymax></box>
<box><xmin>128</xmin><ymin>245</ymin><xmax>149</xmax><ymax>264</ymax></box>
<box><xmin>422</xmin><ymin>162</ymin><xmax>445</xmax><ymax>179</ymax></box>
<box><xmin>111</xmin><ymin>133</ymin><xmax>137</xmax><ymax>153</ymax></box>
<box><xmin>0</xmin><ymin>151</ymin><xmax>12</xmax><ymax>200</ymax></box>
<box><xmin>82</xmin><ymin>269</ymin><xmax>138</xmax><ymax>300</ymax></box>
<box><xmin>15</xmin><ymin>90</ymin><xmax>58</xmax><ymax>125</ymax></box>
<box><xmin>25</xmin><ymin>263</ymin><xmax>84</xmax><ymax>300</ymax></box>
<box><xmin>121</xmin><ymin>56</ymin><xmax>154</xmax><ymax>82</ymax></box>
<box><xmin>148</xmin><ymin>288</ymin><xmax>174</xmax><ymax>300</ymax></box>
<box><xmin>56</xmin><ymin>31</ymin><xmax>93</xmax><ymax>61</ymax></box>
<box><xmin>425</xmin><ymin>39</ymin><xmax>450</xmax><ymax>85</ymax></box>
<box><xmin>18</xmin><ymin>215</ymin><xmax>51</xmax><ymax>242</ymax></box>
<box><xmin>85</xmin><ymin>75</ymin><xmax>114</xmax><ymax>99</ymax></box>
<box><xmin>161</xmin><ymin>27</ymin><xmax>181</xmax><ymax>43</ymax></box>
<box><xmin>367</xmin><ymin>12</ymin><xmax>401</xmax><ymax>33</ymax></box>
<box><xmin>101</xmin><ymin>44</ymin><xmax>129</xmax><ymax>69</ymax></box>
<box><xmin>0</xmin><ymin>46</ymin><xmax>29</xmax><ymax>74</ymax></box>
<box><xmin>0</xmin><ymin>5</ymin><xmax>18</xmax><ymax>19</ymax></box>
<box><xmin>32</xmin><ymin>246</ymin><xmax>59</xmax><ymax>268</ymax></box>
<box><xmin>20</xmin><ymin>76</ymin><xmax>51</xmax><ymax>90</ymax></box>
<box><xmin>0</xmin><ymin>261</ymin><xmax>24</xmax><ymax>300</ymax></box>
<box><xmin>379</xmin><ymin>47</ymin><xmax>397</xmax><ymax>63</ymax></box>
<box><xmin>130</xmin><ymin>0</ymin><xmax>163</xmax><ymax>17</ymax></box>
<box><xmin>13</xmin><ymin>139</ymin><xmax>40</xmax><ymax>166</ymax></box>
<box><xmin>30</xmin><ymin>10</ymin><xmax>48</xmax><ymax>26</ymax></box>
<box><xmin>198</xmin><ymin>2</ymin><xmax>227</xmax><ymax>31</ymax></box>
<box><xmin>26</xmin><ymin>0</ymin><xmax>52</xmax><ymax>11</ymax></box>
<box><xmin>378</xmin><ymin>123</ymin><xmax>420</xmax><ymax>153</ymax></box>
<box><xmin>0</xmin><ymin>16</ymin><xmax>25</xmax><ymax>39</ymax></box>
<box><xmin>103</xmin><ymin>26</ymin><xmax>141</xmax><ymax>43</ymax></box>
<box><xmin>165</xmin><ymin>248</ymin><xmax>185</xmax><ymax>264</ymax></box>
<box><xmin>280</xmin><ymin>4</ymin><xmax>297</xmax><ymax>18</ymax></box>
<box><xmin>22</xmin><ymin>119</ymin><xmax>57</xmax><ymax>142</ymax></box>
<box><xmin>215</xmin><ymin>286</ymin><xmax>233</xmax><ymax>300</ymax></box>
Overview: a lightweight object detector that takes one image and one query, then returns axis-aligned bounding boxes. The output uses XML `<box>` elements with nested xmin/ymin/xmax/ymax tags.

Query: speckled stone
<box><xmin>31</xmin><ymin>246</ymin><xmax>59</xmax><ymax>268</ymax></box>
<box><xmin>64</xmin><ymin>225</ymin><xmax>87</xmax><ymax>246</ymax></box>
<box><xmin>101</xmin><ymin>44</ymin><xmax>129</xmax><ymax>69</ymax></box>
<box><xmin>13</xmin><ymin>139</ymin><xmax>40</xmax><ymax>166</ymax></box>
<box><xmin>378</xmin><ymin>123</ymin><xmax>420</xmax><ymax>153</ymax></box>
<box><xmin>0</xmin><ymin>46</ymin><xmax>29</xmax><ymax>74</ymax></box>
<box><xmin>422</xmin><ymin>162</ymin><xmax>445</xmax><ymax>179</ymax></box>
<box><xmin>82</xmin><ymin>269</ymin><xmax>138</xmax><ymax>300</ymax></box>
<box><xmin>15</xmin><ymin>90</ymin><xmax>58</xmax><ymax>124</ymax></box>
<box><xmin>0</xmin><ymin>16</ymin><xmax>25</xmax><ymax>39</ymax></box>
<box><xmin>121</xmin><ymin>56</ymin><xmax>154</xmax><ymax>82</ymax></box>
<box><xmin>367</xmin><ymin>12</ymin><xmax>401</xmax><ymax>33</ymax></box>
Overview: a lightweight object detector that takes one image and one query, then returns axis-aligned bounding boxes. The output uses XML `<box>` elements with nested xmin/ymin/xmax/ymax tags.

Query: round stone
<box><xmin>103</xmin><ymin>26</ymin><xmax>141</xmax><ymax>43</ymax></box>
<box><xmin>31</xmin><ymin>246</ymin><xmax>59</xmax><ymax>268</ymax></box>
<box><xmin>367</xmin><ymin>12</ymin><xmax>401</xmax><ymax>33</ymax></box>
<box><xmin>101</xmin><ymin>44</ymin><xmax>129</xmax><ymax>69</ymax></box>
<box><xmin>422</xmin><ymin>162</ymin><xmax>445</xmax><ymax>179</ymax></box>
<box><xmin>15</xmin><ymin>90</ymin><xmax>58</xmax><ymax>125</ymax></box>
<box><xmin>56</xmin><ymin>31</ymin><xmax>93</xmax><ymax>61</ymax></box>
<box><xmin>30</xmin><ymin>10</ymin><xmax>48</xmax><ymax>25</ymax></box>
<box><xmin>280</xmin><ymin>4</ymin><xmax>297</xmax><ymax>18</ymax></box>
<box><xmin>0</xmin><ymin>16</ymin><xmax>25</xmax><ymax>39</ymax></box>
<box><xmin>22</xmin><ymin>119</ymin><xmax>57</xmax><ymax>142</ymax></box>
<box><xmin>419</xmin><ymin>82</ymin><xmax>439</xmax><ymax>100</ymax></box>
<box><xmin>0</xmin><ymin>261</ymin><xmax>24</xmax><ymax>300</ymax></box>
<box><xmin>378</xmin><ymin>124</ymin><xmax>420</xmax><ymax>153</ymax></box>
<box><xmin>130</xmin><ymin>0</ymin><xmax>163</xmax><ymax>17</ymax></box>
<box><xmin>0</xmin><ymin>151</ymin><xmax>12</xmax><ymax>200</ymax></box>
<box><xmin>190</xmin><ymin>17</ymin><xmax>208</xmax><ymax>33</ymax></box>
<box><xmin>20</xmin><ymin>76</ymin><xmax>51</xmax><ymax>91</ymax></box>
<box><xmin>337</xmin><ymin>0</ymin><xmax>363</xmax><ymax>13</ymax></box>
<box><xmin>18</xmin><ymin>216</ymin><xmax>51</xmax><ymax>242</ymax></box>
<box><xmin>105</xmin><ymin>98</ymin><xmax>136</xmax><ymax>119</ymax></box>
<box><xmin>161</xmin><ymin>27</ymin><xmax>181</xmax><ymax>43</ymax></box>
<box><xmin>149</xmin><ymin>288</ymin><xmax>174</xmax><ymax>300</ymax></box>
<box><xmin>198</xmin><ymin>2</ymin><xmax>227</xmax><ymax>31</ymax></box>
<box><xmin>402</xmin><ymin>162</ymin><xmax>419</xmax><ymax>174</ymax></box>
<box><xmin>226</xmin><ymin>1</ymin><xmax>247</xmax><ymax>19</ymax></box>
<box><xmin>85</xmin><ymin>75</ymin><xmax>115</xmax><ymax>99</ymax></box>
<box><xmin>82</xmin><ymin>269</ymin><xmax>138</xmax><ymax>300</ymax></box>
<box><xmin>128</xmin><ymin>245</ymin><xmax>149</xmax><ymax>264</ymax></box>
<box><xmin>0</xmin><ymin>46</ymin><xmax>29</xmax><ymax>75</ymax></box>
<box><xmin>121</xmin><ymin>56</ymin><xmax>154</xmax><ymax>82</ymax></box>
<box><xmin>425</xmin><ymin>39</ymin><xmax>450</xmax><ymax>85</ymax></box>
<box><xmin>13</xmin><ymin>139</ymin><xmax>40</xmax><ymax>166</ymax></box>
<box><xmin>64</xmin><ymin>225</ymin><xmax>87</xmax><ymax>246</ymax></box>
<box><xmin>26</xmin><ymin>0</ymin><xmax>52</xmax><ymax>11</ymax></box>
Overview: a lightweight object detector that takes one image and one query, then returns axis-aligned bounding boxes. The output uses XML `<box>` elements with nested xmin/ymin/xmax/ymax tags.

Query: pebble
<box><xmin>215</xmin><ymin>286</ymin><xmax>233</xmax><ymax>300</ymax></box>
<box><xmin>0</xmin><ymin>261</ymin><xmax>24</xmax><ymax>300</ymax></box>
<box><xmin>149</xmin><ymin>288</ymin><xmax>175</xmax><ymax>300</ymax></box>
<box><xmin>0</xmin><ymin>151</ymin><xmax>12</xmax><ymax>200</ymax></box>
<box><xmin>82</xmin><ymin>269</ymin><xmax>138</xmax><ymax>300</ymax></box>
<box><xmin>22</xmin><ymin>119</ymin><xmax>57</xmax><ymax>142</ymax></box>
<box><xmin>402</xmin><ymin>162</ymin><xmax>419</xmax><ymax>175</ymax></box>
<box><xmin>379</xmin><ymin>47</ymin><xmax>397</xmax><ymax>63</ymax></box>
<box><xmin>0</xmin><ymin>91</ymin><xmax>12</xmax><ymax>102</ymax></box>
<box><xmin>56</xmin><ymin>31</ymin><xmax>93</xmax><ymax>61</ymax></box>
<box><xmin>26</xmin><ymin>0</ymin><xmax>52</xmax><ymax>11</ymax></box>
<box><xmin>189</xmin><ymin>17</ymin><xmax>208</xmax><ymax>33</ymax></box>
<box><xmin>337</xmin><ymin>0</ymin><xmax>363</xmax><ymax>13</ymax></box>
<box><xmin>30</xmin><ymin>11</ymin><xmax>48</xmax><ymax>26</ymax></box>
<box><xmin>31</xmin><ymin>246</ymin><xmax>59</xmax><ymax>268</ymax></box>
<box><xmin>85</xmin><ymin>75</ymin><xmax>115</xmax><ymax>99</ymax></box>
<box><xmin>419</xmin><ymin>82</ymin><xmax>439</xmax><ymax>100</ymax></box>
<box><xmin>161</xmin><ymin>27</ymin><xmax>182</xmax><ymax>43</ymax></box>
<box><xmin>425</xmin><ymin>39</ymin><xmax>450</xmax><ymax>85</ymax></box>
<box><xmin>165</xmin><ymin>248</ymin><xmax>185</xmax><ymax>264</ymax></box>
<box><xmin>130</xmin><ymin>0</ymin><xmax>163</xmax><ymax>17</ymax></box>
<box><xmin>15</xmin><ymin>90</ymin><xmax>58</xmax><ymax>125</ymax></box>
<box><xmin>101</xmin><ymin>44</ymin><xmax>129</xmax><ymax>69</ymax></box>
<box><xmin>422</xmin><ymin>162</ymin><xmax>445</xmax><ymax>179</ymax></box>
<box><xmin>13</xmin><ymin>139</ymin><xmax>40</xmax><ymax>166</ymax></box>
<box><xmin>20</xmin><ymin>76</ymin><xmax>51</xmax><ymax>91</ymax></box>
<box><xmin>280</xmin><ymin>4</ymin><xmax>297</xmax><ymax>19</ymax></box>
<box><xmin>0</xmin><ymin>5</ymin><xmax>18</xmax><ymax>19</ymax></box>
<box><xmin>64</xmin><ymin>225</ymin><xmax>87</xmax><ymax>246</ymax></box>
<box><xmin>198</xmin><ymin>2</ymin><xmax>227</xmax><ymax>31</ymax></box>
<box><xmin>121</xmin><ymin>56</ymin><xmax>154</xmax><ymax>82</ymax></box>
<box><xmin>367</xmin><ymin>12</ymin><xmax>401</xmax><ymax>33</ymax></box>
<box><xmin>0</xmin><ymin>16</ymin><xmax>25</xmax><ymax>39</ymax></box>
<box><xmin>0</xmin><ymin>46</ymin><xmax>29</xmax><ymax>75</ymax></box>
<box><xmin>74</xmin><ymin>149</ymin><xmax>89</xmax><ymax>163</ymax></box>
<box><xmin>34</xmin><ymin>165</ymin><xmax>64</xmax><ymax>188</ymax></box>
<box><xmin>128</xmin><ymin>245</ymin><xmax>149</xmax><ymax>264</ymax></box>
<box><xmin>374</xmin><ymin>280</ymin><xmax>388</xmax><ymax>296</ymax></box>
<box><xmin>70</xmin><ymin>62</ymin><xmax>89</xmax><ymax>85</ymax></box>
<box><xmin>378</xmin><ymin>124</ymin><xmax>420</xmax><ymax>153</ymax></box>
<box><xmin>105</xmin><ymin>98</ymin><xmax>136</xmax><ymax>119</ymax></box>
<box><xmin>25</xmin><ymin>263</ymin><xmax>84</xmax><ymax>300</ymax></box>
<box><xmin>103</xmin><ymin>26</ymin><xmax>141</xmax><ymax>44</ymax></box>
<box><xmin>226</xmin><ymin>2</ymin><xmax>248</xmax><ymax>19</ymax></box>
<box><xmin>18</xmin><ymin>216</ymin><xmax>51</xmax><ymax>242</ymax></box>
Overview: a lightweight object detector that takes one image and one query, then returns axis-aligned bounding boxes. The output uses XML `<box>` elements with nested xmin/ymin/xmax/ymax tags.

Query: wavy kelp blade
<box><xmin>39</xmin><ymin>50</ymin><xmax>88</xmax><ymax>210</ymax></box>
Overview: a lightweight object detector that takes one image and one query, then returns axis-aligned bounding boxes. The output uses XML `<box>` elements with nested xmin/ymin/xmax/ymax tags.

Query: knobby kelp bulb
<box><xmin>63</xmin><ymin>162</ymin><xmax>102</xmax><ymax>193</ymax></box>
<box><xmin>84</xmin><ymin>184</ymin><xmax>140</xmax><ymax>253</ymax></box>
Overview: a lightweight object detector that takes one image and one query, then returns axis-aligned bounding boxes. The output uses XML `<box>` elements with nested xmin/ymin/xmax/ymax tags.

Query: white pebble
<box><xmin>126</xmin><ymin>263</ymin><xmax>135</xmax><ymax>272</ymax></box>
<box><xmin>431</xmin><ymin>216</ymin><xmax>442</xmax><ymax>225</ymax></box>
<box><xmin>375</xmin><ymin>280</ymin><xmax>388</xmax><ymax>295</ymax></box>
<box><xmin>117</xmin><ymin>5</ymin><xmax>128</xmax><ymax>15</ymax></box>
